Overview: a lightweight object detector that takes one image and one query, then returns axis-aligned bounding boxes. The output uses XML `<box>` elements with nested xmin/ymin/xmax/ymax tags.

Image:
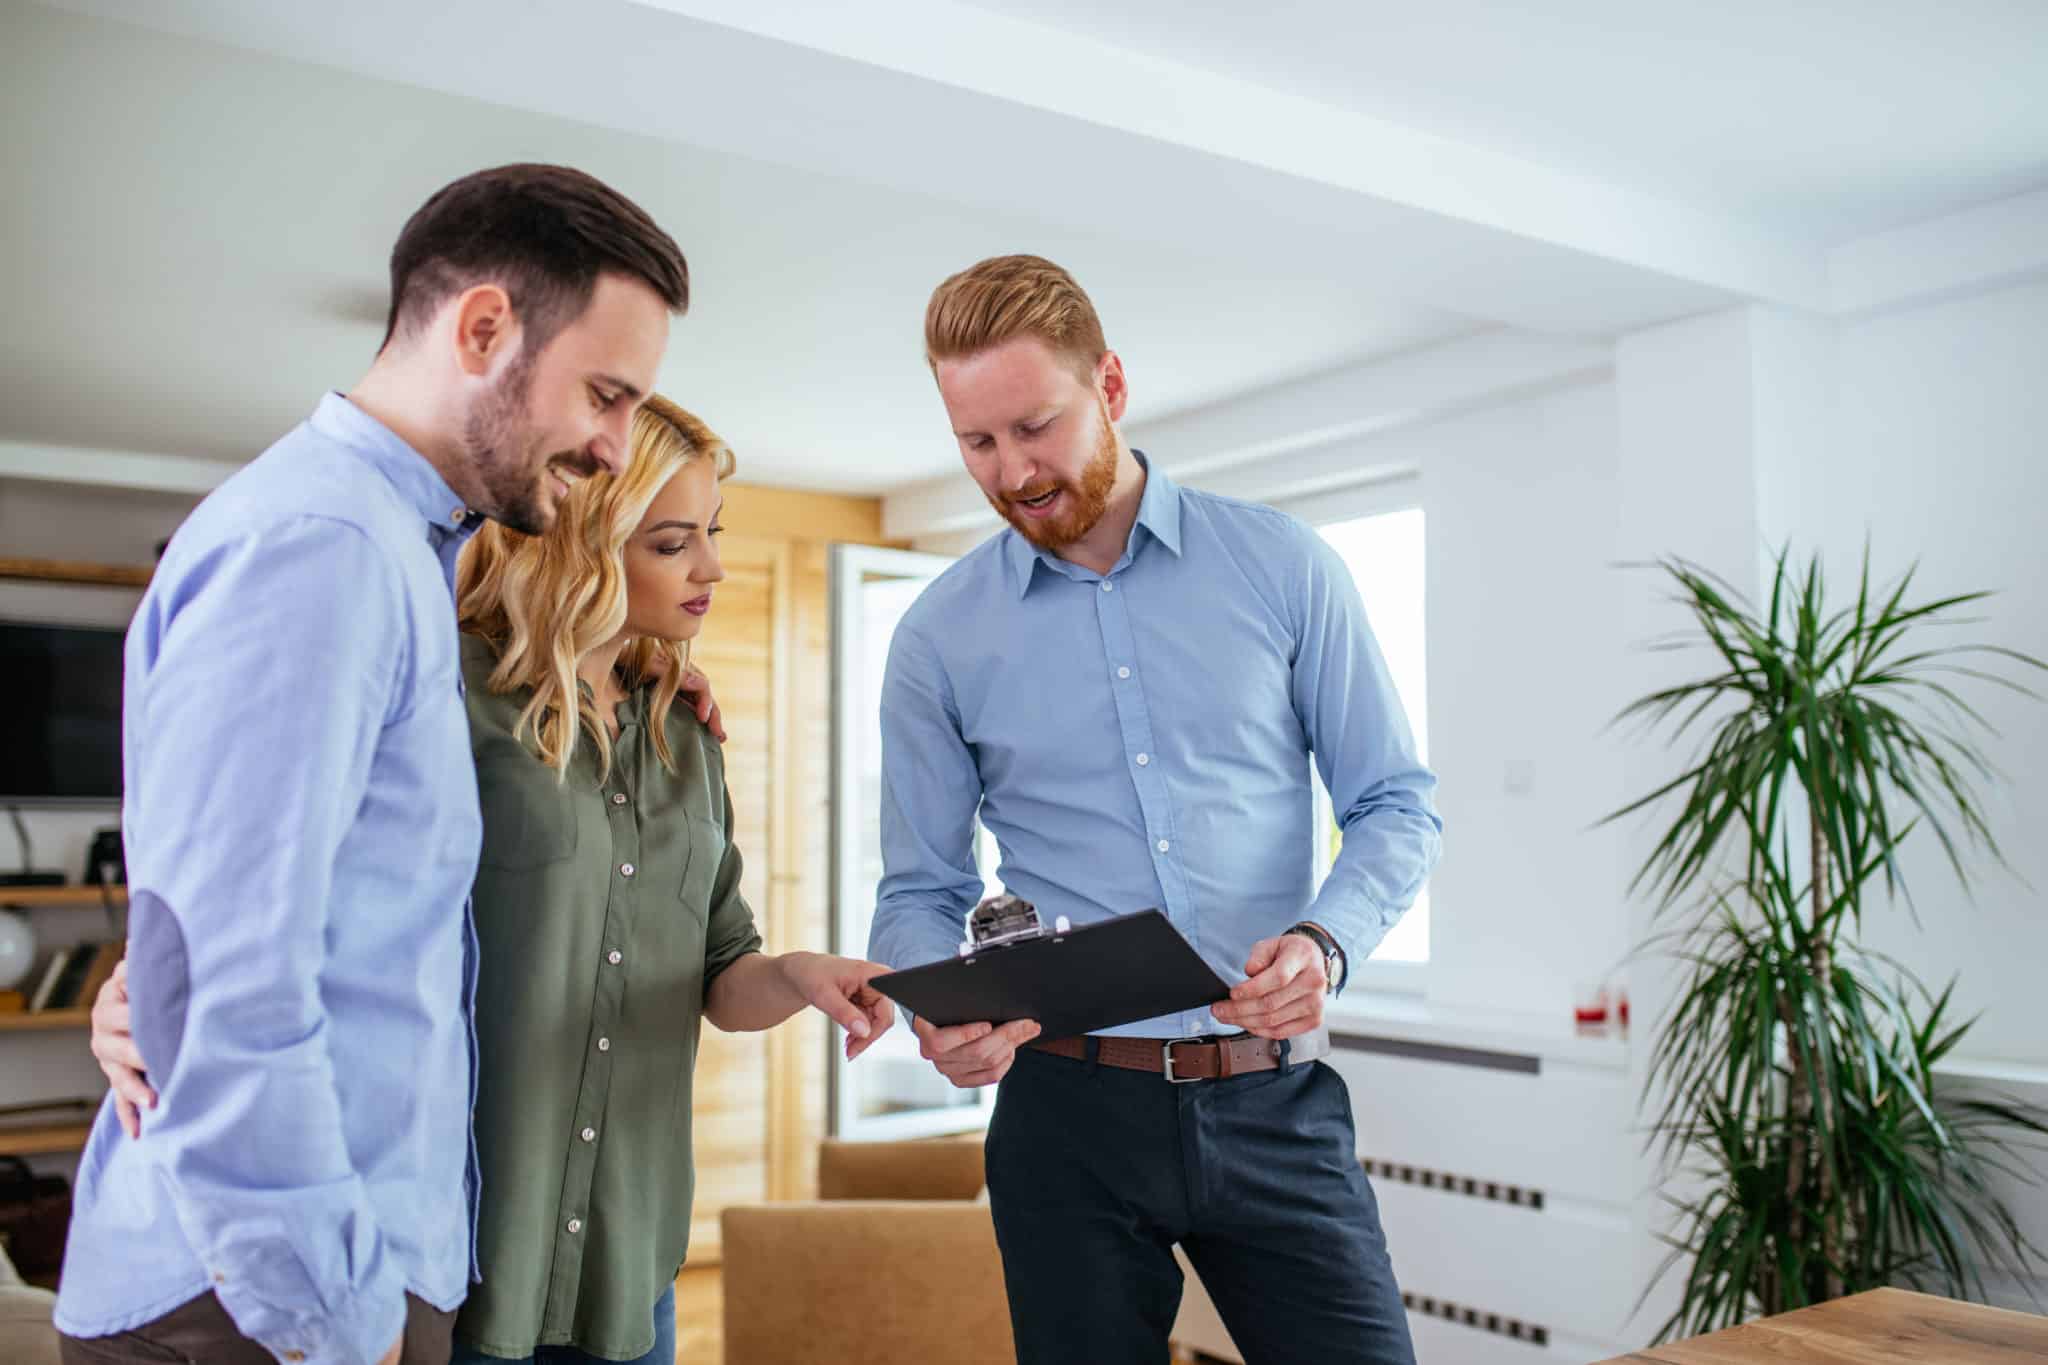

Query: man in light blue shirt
<box><xmin>870</xmin><ymin>256</ymin><xmax>1441</xmax><ymax>1365</ymax></box>
<box><xmin>56</xmin><ymin>165</ymin><xmax>687</xmax><ymax>1365</ymax></box>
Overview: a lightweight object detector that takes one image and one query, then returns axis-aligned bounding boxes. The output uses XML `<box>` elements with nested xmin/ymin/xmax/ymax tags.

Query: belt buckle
<box><xmin>1162</xmin><ymin>1035</ymin><xmax>1210</xmax><ymax>1084</ymax></box>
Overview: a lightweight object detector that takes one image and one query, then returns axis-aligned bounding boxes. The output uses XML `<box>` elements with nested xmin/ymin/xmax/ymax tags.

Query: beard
<box><xmin>462</xmin><ymin>351</ymin><xmax>597</xmax><ymax>535</ymax></box>
<box><xmin>987</xmin><ymin>400</ymin><xmax>1119</xmax><ymax>552</ymax></box>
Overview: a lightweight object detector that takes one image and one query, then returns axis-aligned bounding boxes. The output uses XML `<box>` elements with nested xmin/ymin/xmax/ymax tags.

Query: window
<box><xmin>828</xmin><ymin>545</ymin><xmax>998</xmax><ymax>1139</ymax></box>
<box><xmin>1304</xmin><ymin>497</ymin><xmax>1429</xmax><ymax>976</ymax></box>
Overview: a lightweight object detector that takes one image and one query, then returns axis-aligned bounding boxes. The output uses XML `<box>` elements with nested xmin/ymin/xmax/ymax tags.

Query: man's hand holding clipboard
<box><xmin>915</xmin><ymin>1015</ymin><xmax>1045</xmax><ymax>1089</ymax></box>
<box><xmin>870</xmin><ymin>897</ymin><xmax>1236</xmax><ymax>1088</ymax></box>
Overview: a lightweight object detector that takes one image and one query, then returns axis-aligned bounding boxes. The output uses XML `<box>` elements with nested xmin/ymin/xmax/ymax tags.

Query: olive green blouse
<box><xmin>453</xmin><ymin>634</ymin><xmax>763</xmax><ymax>1360</ymax></box>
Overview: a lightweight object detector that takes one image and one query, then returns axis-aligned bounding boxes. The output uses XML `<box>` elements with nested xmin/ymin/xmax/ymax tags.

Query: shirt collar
<box><xmin>1004</xmin><ymin>449</ymin><xmax>1183</xmax><ymax>599</ymax></box>
<box><xmin>309</xmin><ymin>392</ymin><xmax>486</xmax><ymax>543</ymax></box>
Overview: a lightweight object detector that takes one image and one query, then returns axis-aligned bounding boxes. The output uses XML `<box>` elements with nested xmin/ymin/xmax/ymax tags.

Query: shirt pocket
<box><xmin>677</xmin><ymin>814</ymin><xmax>723</xmax><ymax>916</ymax></box>
<box><xmin>474</xmin><ymin>758</ymin><xmax>581</xmax><ymax>869</ymax></box>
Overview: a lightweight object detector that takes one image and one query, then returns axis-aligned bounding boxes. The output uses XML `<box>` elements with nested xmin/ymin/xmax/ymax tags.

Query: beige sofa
<box><xmin>720</xmin><ymin>1136</ymin><xmax>1244</xmax><ymax>1365</ymax></box>
<box><xmin>721</xmin><ymin>1137</ymin><xmax>1013</xmax><ymax>1365</ymax></box>
<box><xmin>0</xmin><ymin>1241</ymin><xmax>63</xmax><ymax>1365</ymax></box>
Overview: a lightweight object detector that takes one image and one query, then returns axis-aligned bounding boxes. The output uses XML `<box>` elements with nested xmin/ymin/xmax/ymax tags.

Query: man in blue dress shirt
<box><xmin>55</xmin><ymin>165</ymin><xmax>688</xmax><ymax>1365</ymax></box>
<box><xmin>869</xmin><ymin>256</ymin><xmax>1443</xmax><ymax>1364</ymax></box>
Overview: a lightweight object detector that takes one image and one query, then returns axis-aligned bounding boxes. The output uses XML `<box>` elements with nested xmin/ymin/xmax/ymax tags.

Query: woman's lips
<box><xmin>682</xmin><ymin>595</ymin><xmax>713</xmax><ymax>616</ymax></box>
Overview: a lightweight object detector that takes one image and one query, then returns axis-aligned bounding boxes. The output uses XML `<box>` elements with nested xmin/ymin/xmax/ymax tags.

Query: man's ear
<box><xmin>1098</xmin><ymin>350</ymin><xmax>1129</xmax><ymax>423</ymax></box>
<box><xmin>450</xmin><ymin>283</ymin><xmax>518</xmax><ymax>379</ymax></box>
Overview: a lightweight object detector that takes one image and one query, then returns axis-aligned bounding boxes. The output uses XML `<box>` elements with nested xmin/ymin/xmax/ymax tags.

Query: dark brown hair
<box><xmin>382</xmin><ymin>163</ymin><xmax>689</xmax><ymax>353</ymax></box>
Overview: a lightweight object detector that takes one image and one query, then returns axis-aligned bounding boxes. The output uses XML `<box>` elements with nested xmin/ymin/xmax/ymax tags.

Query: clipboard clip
<box><xmin>958</xmin><ymin>893</ymin><xmax>1072</xmax><ymax>957</ymax></box>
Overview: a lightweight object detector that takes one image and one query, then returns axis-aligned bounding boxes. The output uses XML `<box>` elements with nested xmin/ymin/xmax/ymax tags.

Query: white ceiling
<box><xmin>958</xmin><ymin>0</ymin><xmax>2048</xmax><ymax>249</ymax></box>
<box><xmin>4</xmin><ymin>0</ymin><xmax>2044</xmax><ymax>495</ymax></box>
<box><xmin>0</xmin><ymin>1</ymin><xmax>1473</xmax><ymax>492</ymax></box>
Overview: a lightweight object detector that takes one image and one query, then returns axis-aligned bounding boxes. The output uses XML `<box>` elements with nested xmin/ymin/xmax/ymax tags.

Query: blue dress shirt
<box><xmin>56</xmin><ymin>394</ymin><xmax>485</xmax><ymax>1365</ymax></box>
<box><xmin>869</xmin><ymin>455</ymin><xmax>1441</xmax><ymax>1039</ymax></box>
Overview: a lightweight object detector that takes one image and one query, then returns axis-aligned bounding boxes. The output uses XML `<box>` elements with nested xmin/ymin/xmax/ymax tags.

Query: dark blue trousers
<box><xmin>984</xmin><ymin>1043</ymin><xmax>1416</xmax><ymax>1365</ymax></box>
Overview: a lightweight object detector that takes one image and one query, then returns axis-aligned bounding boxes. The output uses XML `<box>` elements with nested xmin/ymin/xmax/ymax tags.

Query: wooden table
<box><xmin>1600</xmin><ymin>1288</ymin><xmax>2048</xmax><ymax>1363</ymax></box>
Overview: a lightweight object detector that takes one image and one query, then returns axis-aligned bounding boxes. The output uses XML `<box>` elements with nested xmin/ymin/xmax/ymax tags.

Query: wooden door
<box><xmin>682</xmin><ymin>533</ymin><xmax>782</xmax><ymax>1259</ymax></box>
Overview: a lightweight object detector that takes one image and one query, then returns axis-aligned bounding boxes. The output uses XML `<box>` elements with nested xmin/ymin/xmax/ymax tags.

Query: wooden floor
<box><xmin>671</xmin><ymin>1264</ymin><xmax>1205</xmax><ymax>1365</ymax></box>
<box><xmin>674</xmin><ymin>1266</ymin><xmax>724</xmax><ymax>1364</ymax></box>
<box><xmin>1599</xmin><ymin>1288</ymin><xmax>2048</xmax><ymax>1363</ymax></box>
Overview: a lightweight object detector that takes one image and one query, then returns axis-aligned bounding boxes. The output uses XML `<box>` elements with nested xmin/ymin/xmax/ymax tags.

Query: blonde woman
<box><xmin>91</xmin><ymin>396</ymin><xmax>896</xmax><ymax>1365</ymax></box>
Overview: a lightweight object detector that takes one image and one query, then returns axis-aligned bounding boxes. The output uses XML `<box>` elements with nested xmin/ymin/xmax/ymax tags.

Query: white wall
<box><xmin>1417</xmin><ymin>381</ymin><xmax>1634</xmax><ymax>1017</ymax></box>
<box><xmin>1788</xmin><ymin>278</ymin><xmax>2048</xmax><ymax>1065</ymax></box>
<box><xmin>1405</xmin><ymin>284</ymin><xmax>2048</xmax><ymax>1057</ymax></box>
<box><xmin>1249</xmin><ymin>285</ymin><xmax>2048</xmax><ymax>1328</ymax></box>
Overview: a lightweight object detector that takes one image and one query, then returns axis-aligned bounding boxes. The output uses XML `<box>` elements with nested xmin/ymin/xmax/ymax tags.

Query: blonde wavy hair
<box><xmin>456</xmin><ymin>394</ymin><xmax>736</xmax><ymax>782</ymax></box>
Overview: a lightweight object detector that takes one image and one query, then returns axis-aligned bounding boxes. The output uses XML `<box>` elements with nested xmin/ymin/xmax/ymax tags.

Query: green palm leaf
<box><xmin>1607</xmin><ymin>547</ymin><xmax>2048</xmax><ymax>1337</ymax></box>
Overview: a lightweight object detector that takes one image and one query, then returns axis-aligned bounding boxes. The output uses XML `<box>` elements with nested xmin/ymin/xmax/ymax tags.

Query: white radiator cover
<box><xmin>1169</xmin><ymin>1012</ymin><xmax>2047</xmax><ymax>1363</ymax></box>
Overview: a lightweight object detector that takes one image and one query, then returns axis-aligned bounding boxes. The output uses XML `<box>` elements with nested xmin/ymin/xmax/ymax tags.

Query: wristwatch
<box><xmin>1287</xmin><ymin>921</ymin><xmax>1346</xmax><ymax>994</ymax></box>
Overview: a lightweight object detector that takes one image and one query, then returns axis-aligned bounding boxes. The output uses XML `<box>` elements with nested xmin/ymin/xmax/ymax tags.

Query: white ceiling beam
<box><xmin>1828</xmin><ymin>185</ymin><xmax>2048</xmax><ymax>318</ymax></box>
<box><xmin>882</xmin><ymin>329</ymin><xmax>1612</xmax><ymax>539</ymax></box>
<box><xmin>633</xmin><ymin>0</ymin><xmax>1827</xmax><ymax>312</ymax></box>
<box><xmin>0</xmin><ymin>442</ymin><xmax>236</xmax><ymax>495</ymax></box>
<box><xmin>55</xmin><ymin>0</ymin><xmax>1796</xmax><ymax>336</ymax></box>
<box><xmin>1129</xmin><ymin>329</ymin><xmax>1611</xmax><ymax>478</ymax></box>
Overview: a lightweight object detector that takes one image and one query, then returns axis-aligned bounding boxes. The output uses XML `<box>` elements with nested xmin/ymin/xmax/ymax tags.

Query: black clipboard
<box><xmin>871</xmin><ymin>909</ymin><xmax>1231</xmax><ymax>1040</ymax></box>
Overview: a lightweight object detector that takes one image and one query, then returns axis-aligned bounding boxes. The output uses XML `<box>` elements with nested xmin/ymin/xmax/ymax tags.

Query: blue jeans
<box><xmin>450</xmin><ymin>1284</ymin><xmax>675</xmax><ymax>1365</ymax></box>
<box><xmin>985</xmin><ymin>1044</ymin><xmax>1416</xmax><ymax>1365</ymax></box>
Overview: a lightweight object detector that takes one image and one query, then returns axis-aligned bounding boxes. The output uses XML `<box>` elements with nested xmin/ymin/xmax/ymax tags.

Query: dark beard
<box><xmin>462</xmin><ymin>350</ymin><xmax>588</xmax><ymax>535</ymax></box>
<box><xmin>991</xmin><ymin>402</ymin><xmax>1119</xmax><ymax>552</ymax></box>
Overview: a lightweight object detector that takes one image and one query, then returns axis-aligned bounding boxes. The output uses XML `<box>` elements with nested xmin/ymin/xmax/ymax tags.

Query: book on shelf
<box><xmin>26</xmin><ymin>946</ymin><xmax>75</xmax><ymax>1013</ymax></box>
<box><xmin>23</xmin><ymin>941</ymin><xmax>121</xmax><ymax>1012</ymax></box>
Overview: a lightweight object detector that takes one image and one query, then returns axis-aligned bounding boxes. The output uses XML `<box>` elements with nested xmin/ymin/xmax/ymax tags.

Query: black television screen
<box><xmin>0</xmin><ymin>620</ymin><xmax>125</xmax><ymax>803</ymax></box>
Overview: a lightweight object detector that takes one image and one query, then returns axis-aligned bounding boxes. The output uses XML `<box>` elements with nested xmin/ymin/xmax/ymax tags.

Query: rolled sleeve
<box><xmin>702</xmin><ymin>784</ymin><xmax>765</xmax><ymax>991</ymax></box>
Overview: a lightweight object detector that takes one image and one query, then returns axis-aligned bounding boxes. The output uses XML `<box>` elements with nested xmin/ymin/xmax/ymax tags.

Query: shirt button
<box><xmin>1100</xmin><ymin>581</ymin><xmax>1114</xmax><ymax>593</ymax></box>
<box><xmin>284</xmin><ymin>1354</ymin><xmax>306</xmax><ymax>1364</ymax></box>
<box><xmin>1117</xmin><ymin>667</ymin><xmax>1131</xmax><ymax>680</ymax></box>
<box><xmin>1157</xmin><ymin>839</ymin><xmax>1171</xmax><ymax>854</ymax></box>
<box><xmin>211</xmin><ymin>1272</ymin><xmax>226</xmax><ymax>1285</ymax></box>
<box><xmin>597</xmin><ymin>1037</ymin><xmax>611</xmax><ymax>1052</ymax></box>
<box><xmin>620</xmin><ymin>862</ymin><xmax>635</xmax><ymax>877</ymax></box>
<box><xmin>581</xmin><ymin>1126</ymin><xmax>597</xmax><ymax>1142</ymax></box>
<box><xmin>567</xmin><ymin>1217</ymin><xmax>583</xmax><ymax>1234</ymax></box>
<box><xmin>450</xmin><ymin>506</ymin><xmax>468</xmax><ymax>526</ymax></box>
<box><xmin>612</xmin><ymin>792</ymin><xmax>627</xmax><ymax>806</ymax></box>
<box><xmin>1135</xmin><ymin>753</ymin><xmax>1150</xmax><ymax>766</ymax></box>
<box><xmin>608</xmin><ymin>950</ymin><xmax>623</xmax><ymax>965</ymax></box>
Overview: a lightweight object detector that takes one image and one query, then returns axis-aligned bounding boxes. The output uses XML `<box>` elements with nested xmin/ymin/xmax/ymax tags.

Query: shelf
<box><xmin>0</xmin><ymin>1008</ymin><xmax>92</xmax><ymax>1032</ymax></box>
<box><xmin>1326</xmin><ymin>991</ymin><xmax>1632</xmax><ymax>1072</ymax></box>
<box><xmin>0</xmin><ymin>1120</ymin><xmax>94</xmax><ymax>1157</ymax></box>
<box><xmin>0</xmin><ymin>885</ymin><xmax>126</xmax><ymax>909</ymax></box>
<box><xmin>0</xmin><ymin>555</ymin><xmax>151</xmax><ymax>588</ymax></box>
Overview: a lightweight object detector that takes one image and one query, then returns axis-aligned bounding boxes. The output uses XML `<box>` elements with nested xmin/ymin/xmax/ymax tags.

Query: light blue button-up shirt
<box><xmin>870</xmin><ymin>455</ymin><xmax>1441</xmax><ymax>1039</ymax></box>
<box><xmin>56</xmin><ymin>394</ymin><xmax>486</xmax><ymax>1365</ymax></box>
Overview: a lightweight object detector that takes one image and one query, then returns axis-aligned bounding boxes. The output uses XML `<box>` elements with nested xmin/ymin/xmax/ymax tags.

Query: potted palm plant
<box><xmin>1606</xmin><ymin>547</ymin><xmax>2048</xmax><ymax>1338</ymax></box>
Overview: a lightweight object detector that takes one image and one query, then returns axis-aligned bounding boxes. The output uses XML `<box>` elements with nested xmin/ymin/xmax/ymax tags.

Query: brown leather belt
<box><xmin>1028</xmin><ymin>1027</ymin><xmax>1331</xmax><ymax>1082</ymax></box>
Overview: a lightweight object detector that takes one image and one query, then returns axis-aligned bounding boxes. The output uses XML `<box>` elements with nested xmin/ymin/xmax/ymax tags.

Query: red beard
<box><xmin>990</xmin><ymin>403</ymin><xmax>1118</xmax><ymax>552</ymax></box>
